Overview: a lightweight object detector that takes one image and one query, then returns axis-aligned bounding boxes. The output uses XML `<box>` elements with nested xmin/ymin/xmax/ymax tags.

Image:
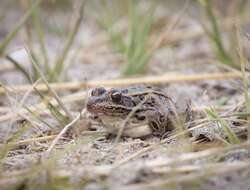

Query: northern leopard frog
<box><xmin>87</xmin><ymin>86</ymin><xmax>191</xmax><ymax>138</ymax></box>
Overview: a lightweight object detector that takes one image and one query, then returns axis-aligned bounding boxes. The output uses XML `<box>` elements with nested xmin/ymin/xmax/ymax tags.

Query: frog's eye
<box><xmin>121</xmin><ymin>89</ymin><xmax>128</xmax><ymax>93</ymax></box>
<box><xmin>91</xmin><ymin>87</ymin><xmax>106</xmax><ymax>96</ymax></box>
<box><xmin>111</xmin><ymin>91</ymin><xmax>122</xmax><ymax>102</ymax></box>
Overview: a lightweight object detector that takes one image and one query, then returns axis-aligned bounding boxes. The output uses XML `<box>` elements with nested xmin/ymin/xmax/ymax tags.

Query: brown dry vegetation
<box><xmin>1</xmin><ymin>0</ymin><xmax>250</xmax><ymax>189</ymax></box>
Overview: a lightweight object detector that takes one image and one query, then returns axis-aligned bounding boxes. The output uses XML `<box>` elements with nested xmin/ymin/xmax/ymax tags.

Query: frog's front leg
<box><xmin>135</xmin><ymin>108</ymin><xmax>174</xmax><ymax>137</ymax></box>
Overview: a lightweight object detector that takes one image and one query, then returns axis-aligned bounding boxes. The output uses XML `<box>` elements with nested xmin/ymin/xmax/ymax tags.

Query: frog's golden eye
<box><xmin>111</xmin><ymin>91</ymin><xmax>122</xmax><ymax>102</ymax></box>
<box><xmin>91</xmin><ymin>87</ymin><xmax>106</xmax><ymax>96</ymax></box>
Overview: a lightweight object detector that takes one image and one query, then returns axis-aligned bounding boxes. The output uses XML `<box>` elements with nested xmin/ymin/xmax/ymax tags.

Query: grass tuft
<box><xmin>0</xmin><ymin>121</ymin><xmax>31</xmax><ymax>170</ymax></box>
<box><xmin>198</xmin><ymin>0</ymin><xmax>239</xmax><ymax>69</ymax></box>
<box><xmin>3</xmin><ymin>0</ymin><xmax>85</xmax><ymax>83</ymax></box>
<box><xmin>205</xmin><ymin>108</ymin><xmax>240</xmax><ymax>144</ymax></box>
<box><xmin>29</xmin><ymin>0</ymin><xmax>49</xmax><ymax>72</ymax></box>
<box><xmin>100</xmin><ymin>0</ymin><xmax>156</xmax><ymax>75</ymax></box>
<box><xmin>33</xmin><ymin>88</ymin><xmax>70</xmax><ymax>127</ymax></box>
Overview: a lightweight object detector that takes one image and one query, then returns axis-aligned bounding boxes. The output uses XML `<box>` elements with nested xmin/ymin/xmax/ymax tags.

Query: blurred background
<box><xmin>1</xmin><ymin>0</ymin><xmax>250</xmax><ymax>85</ymax></box>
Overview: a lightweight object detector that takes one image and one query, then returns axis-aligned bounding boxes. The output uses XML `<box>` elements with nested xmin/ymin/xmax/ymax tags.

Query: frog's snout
<box><xmin>86</xmin><ymin>97</ymin><xmax>104</xmax><ymax>114</ymax></box>
<box><xmin>86</xmin><ymin>98</ymin><xmax>95</xmax><ymax>112</ymax></box>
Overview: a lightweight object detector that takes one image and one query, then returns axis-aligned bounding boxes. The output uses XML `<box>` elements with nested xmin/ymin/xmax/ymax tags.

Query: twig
<box><xmin>44</xmin><ymin>112</ymin><xmax>82</xmax><ymax>157</ymax></box>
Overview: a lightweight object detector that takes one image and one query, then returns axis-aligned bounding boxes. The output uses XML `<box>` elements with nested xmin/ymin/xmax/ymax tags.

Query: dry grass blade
<box><xmin>5</xmin><ymin>55</ymin><xmax>31</xmax><ymax>81</ymax></box>
<box><xmin>0</xmin><ymin>72</ymin><xmax>246</xmax><ymax>94</ymax></box>
<box><xmin>44</xmin><ymin>111</ymin><xmax>82</xmax><ymax>157</ymax></box>
<box><xmin>150</xmin><ymin>0</ymin><xmax>190</xmax><ymax>52</ymax></box>
<box><xmin>0</xmin><ymin>91</ymin><xmax>87</xmax><ymax>123</ymax></box>
<box><xmin>112</xmin><ymin>135</ymin><xmax>250</xmax><ymax>170</ymax></box>
<box><xmin>2</xmin><ymin>135</ymin><xmax>57</xmax><ymax>148</ymax></box>
<box><xmin>111</xmin><ymin>131</ymin><xmax>187</xmax><ymax>169</ymax></box>
<box><xmin>0</xmin><ymin>131</ymin><xmax>106</xmax><ymax>151</ymax></box>
<box><xmin>26</xmin><ymin>47</ymin><xmax>73</xmax><ymax>120</ymax></box>
<box><xmin>24</xmin><ymin>104</ymin><xmax>54</xmax><ymax>129</ymax></box>
<box><xmin>114</xmin><ymin>95</ymin><xmax>150</xmax><ymax>144</ymax></box>
<box><xmin>0</xmin><ymin>78</ymin><xmax>40</xmax><ymax>123</ymax></box>
<box><xmin>0</xmin><ymin>79</ymin><xmax>41</xmax><ymax>163</ymax></box>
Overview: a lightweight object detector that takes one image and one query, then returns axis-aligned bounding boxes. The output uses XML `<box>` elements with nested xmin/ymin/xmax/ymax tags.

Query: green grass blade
<box><xmin>235</xmin><ymin>26</ymin><xmax>250</xmax><ymax>139</ymax></box>
<box><xmin>127</xmin><ymin>0</ymin><xmax>138</xmax><ymax>58</ymax></box>
<box><xmin>50</xmin><ymin>1</ymin><xmax>85</xmax><ymax>81</ymax></box>
<box><xmin>200</xmin><ymin>0</ymin><xmax>237</xmax><ymax>69</ymax></box>
<box><xmin>29</xmin><ymin>48</ymin><xmax>42</xmax><ymax>80</ymax></box>
<box><xmin>34</xmin><ymin>88</ymin><xmax>70</xmax><ymax>127</ymax></box>
<box><xmin>0</xmin><ymin>0</ymin><xmax>42</xmax><ymax>54</ymax></box>
<box><xmin>107</xmin><ymin>27</ymin><xmax>127</xmax><ymax>53</ymax></box>
<box><xmin>123</xmin><ymin>1</ymin><xmax>155</xmax><ymax>75</ymax></box>
<box><xmin>205</xmin><ymin>108</ymin><xmax>240</xmax><ymax>144</ymax></box>
<box><xmin>5</xmin><ymin>55</ymin><xmax>31</xmax><ymax>82</ymax></box>
<box><xmin>0</xmin><ymin>122</ymin><xmax>31</xmax><ymax>168</ymax></box>
<box><xmin>29</xmin><ymin>0</ymin><xmax>49</xmax><ymax>74</ymax></box>
<box><xmin>24</xmin><ymin>105</ymin><xmax>54</xmax><ymax>129</ymax></box>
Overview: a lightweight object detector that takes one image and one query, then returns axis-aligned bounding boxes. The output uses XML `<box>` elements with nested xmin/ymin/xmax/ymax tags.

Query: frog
<box><xmin>86</xmin><ymin>86</ymin><xmax>192</xmax><ymax>138</ymax></box>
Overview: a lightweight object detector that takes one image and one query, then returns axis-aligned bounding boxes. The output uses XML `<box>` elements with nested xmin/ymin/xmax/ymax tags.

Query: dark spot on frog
<box><xmin>135</xmin><ymin>114</ymin><xmax>146</xmax><ymax>121</ymax></box>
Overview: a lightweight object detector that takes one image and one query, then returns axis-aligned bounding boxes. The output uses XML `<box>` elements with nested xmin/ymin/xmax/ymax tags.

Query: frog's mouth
<box><xmin>87</xmin><ymin>105</ymin><xmax>132</xmax><ymax>117</ymax></box>
<box><xmin>86</xmin><ymin>97</ymin><xmax>103</xmax><ymax>113</ymax></box>
<box><xmin>87</xmin><ymin>100</ymin><xmax>132</xmax><ymax>117</ymax></box>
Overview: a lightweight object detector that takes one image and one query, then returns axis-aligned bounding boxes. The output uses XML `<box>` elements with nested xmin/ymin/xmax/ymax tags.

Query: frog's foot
<box><xmin>189</xmin><ymin>124</ymin><xmax>227</xmax><ymax>142</ymax></box>
<box><xmin>160</xmin><ymin>131</ymin><xmax>173</xmax><ymax>139</ymax></box>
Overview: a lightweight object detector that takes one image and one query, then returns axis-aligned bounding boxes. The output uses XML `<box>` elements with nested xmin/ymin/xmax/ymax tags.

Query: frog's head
<box><xmin>87</xmin><ymin>87</ymin><xmax>135</xmax><ymax>117</ymax></box>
